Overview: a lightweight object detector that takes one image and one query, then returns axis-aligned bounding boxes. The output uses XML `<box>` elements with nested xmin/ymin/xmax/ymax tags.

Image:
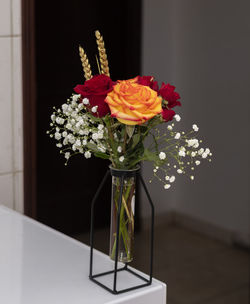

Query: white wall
<box><xmin>0</xmin><ymin>0</ymin><xmax>23</xmax><ymax>212</ymax></box>
<box><xmin>141</xmin><ymin>0</ymin><xmax>175</xmax><ymax>219</ymax></box>
<box><xmin>142</xmin><ymin>0</ymin><xmax>250</xmax><ymax>237</ymax></box>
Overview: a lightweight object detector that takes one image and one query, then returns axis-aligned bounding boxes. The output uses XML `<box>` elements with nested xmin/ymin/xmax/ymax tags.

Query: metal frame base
<box><xmin>89</xmin><ymin>168</ymin><xmax>154</xmax><ymax>295</ymax></box>
<box><xmin>90</xmin><ymin>264</ymin><xmax>151</xmax><ymax>295</ymax></box>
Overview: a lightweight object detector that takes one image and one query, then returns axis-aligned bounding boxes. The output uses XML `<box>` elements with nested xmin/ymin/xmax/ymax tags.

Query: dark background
<box><xmin>35</xmin><ymin>0</ymin><xmax>142</xmax><ymax>234</ymax></box>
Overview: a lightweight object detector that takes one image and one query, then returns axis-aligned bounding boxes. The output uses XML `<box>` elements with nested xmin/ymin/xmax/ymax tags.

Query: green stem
<box><xmin>110</xmin><ymin>179</ymin><xmax>134</xmax><ymax>261</ymax></box>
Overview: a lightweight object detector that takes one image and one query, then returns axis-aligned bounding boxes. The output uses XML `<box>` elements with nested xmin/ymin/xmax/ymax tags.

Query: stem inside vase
<box><xmin>109</xmin><ymin>174</ymin><xmax>135</xmax><ymax>263</ymax></box>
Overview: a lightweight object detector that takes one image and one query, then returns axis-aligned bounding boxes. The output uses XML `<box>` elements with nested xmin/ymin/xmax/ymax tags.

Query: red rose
<box><xmin>162</xmin><ymin>108</ymin><xmax>175</xmax><ymax>122</ymax></box>
<box><xmin>159</xmin><ymin>83</ymin><xmax>181</xmax><ymax>108</ymax></box>
<box><xmin>137</xmin><ymin>76</ymin><xmax>159</xmax><ymax>92</ymax></box>
<box><xmin>74</xmin><ymin>74</ymin><xmax>113</xmax><ymax>117</ymax></box>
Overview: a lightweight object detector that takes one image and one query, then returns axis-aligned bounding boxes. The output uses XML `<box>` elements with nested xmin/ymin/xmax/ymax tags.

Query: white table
<box><xmin>0</xmin><ymin>205</ymin><xmax>166</xmax><ymax>304</ymax></box>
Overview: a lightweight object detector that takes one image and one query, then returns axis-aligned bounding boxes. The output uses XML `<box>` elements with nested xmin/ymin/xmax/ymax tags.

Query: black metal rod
<box><xmin>89</xmin><ymin>170</ymin><xmax>110</xmax><ymax>278</ymax></box>
<box><xmin>126</xmin><ymin>267</ymin><xmax>149</xmax><ymax>283</ymax></box>
<box><xmin>90</xmin><ymin>277</ymin><xmax>151</xmax><ymax>295</ymax></box>
<box><xmin>113</xmin><ymin>175</ymin><xmax>124</xmax><ymax>292</ymax></box>
<box><xmin>115</xmin><ymin>282</ymin><xmax>151</xmax><ymax>294</ymax></box>
<box><xmin>92</xmin><ymin>266</ymin><xmax>126</xmax><ymax>279</ymax></box>
<box><xmin>90</xmin><ymin>277</ymin><xmax>117</xmax><ymax>295</ymax></box>
<box><xmin>138</xmin><ymin>173</ymin><xmax>155</xmax><ymax>283</ymax></box>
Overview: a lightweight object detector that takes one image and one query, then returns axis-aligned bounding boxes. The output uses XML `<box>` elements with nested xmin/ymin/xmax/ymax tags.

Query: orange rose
<box><xmin>105</xmin><ymin>80</ymin><xmax>162</xmax><ymax>125</ymax></box>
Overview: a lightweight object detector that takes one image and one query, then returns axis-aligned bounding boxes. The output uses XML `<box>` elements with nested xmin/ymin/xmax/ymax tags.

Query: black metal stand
<box><xmin>89</xmin><ymin>167</ymin><xmax>154</xmax><ymax>295</ymax></box>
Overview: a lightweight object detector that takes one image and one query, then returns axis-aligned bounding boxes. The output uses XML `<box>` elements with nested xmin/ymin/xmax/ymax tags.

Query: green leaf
<box><xmin>87</xmin><ymin>142</ymin><xmax>99</xmax><ymax>152</ymax></box>
<box><xmin>132</xmin><ymin>134</ymin><xmax>140</xmax><ymax>148</ymax></box>
<box><xmin>94</xmin><ymin>152</ymin><xmax>109</xmax><ymax>159</ymax></box>
<box><xmin>126</xmin><ymin>125</ymin><xmax>135</xmax><ymax>138</ymax></box>
<box><xmin>143</xmin><ymin>148</ymin><xmax>159</xmax><ymax>162</ymax></box>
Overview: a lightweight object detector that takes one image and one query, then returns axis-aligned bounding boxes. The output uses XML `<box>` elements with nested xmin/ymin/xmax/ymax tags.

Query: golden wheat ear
<box><xmin>79</xmin><ymin>45</ymin><xmax>92</xmax><ymax>81</ymax></box>
<box><xmin>95</xmin><ymin>30</ymin><xmax>110</xmax><ymax>77</ymax></box>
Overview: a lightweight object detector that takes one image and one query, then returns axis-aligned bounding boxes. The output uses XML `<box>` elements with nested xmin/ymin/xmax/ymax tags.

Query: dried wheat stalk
<box><xmin>79</xmin><ymin>45</ymin><xmax>92</xmax><ymax>80</ymax></box>
<box><xmin>95</xmin><ymin>30</ymin><xmax>110</xmax><ymax>77</ymax></box>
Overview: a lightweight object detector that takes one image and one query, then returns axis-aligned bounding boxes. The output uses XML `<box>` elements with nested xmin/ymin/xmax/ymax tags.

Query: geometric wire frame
<box><xmin>89</xmin><ymin>167</ymin><xmax>155</xmax><ymax>294</ymax></box>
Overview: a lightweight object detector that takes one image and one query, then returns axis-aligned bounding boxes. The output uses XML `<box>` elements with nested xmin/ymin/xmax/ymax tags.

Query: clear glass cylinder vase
<box><xmin>109</xmin><ymin>166</ymin><xmax>139</xmax><ymax>263</ymax></box>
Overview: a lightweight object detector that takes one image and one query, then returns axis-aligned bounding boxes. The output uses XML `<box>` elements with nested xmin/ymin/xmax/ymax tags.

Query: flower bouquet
<box><xmin>48</xmin><ymin>31</ymin><xmax>211</xmax><ymax>264</ymax></box>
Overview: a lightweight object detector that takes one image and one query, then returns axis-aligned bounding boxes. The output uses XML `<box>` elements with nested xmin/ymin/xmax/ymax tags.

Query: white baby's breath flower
<box><xmin>51</xmin><ymin>114</ymin><xmax>56</xmax><ymax>122</ymax></box>
<box><xmin>60</xmin><ymin>118</ymin><xmax>65</xmax><ymax>124</ymax></box>
<box><xmin>205</xmin><ymin>148</ymin><xmax>210</xmax><ymax>154</ymax></box>
<box><xmin>164</xmin><ymin>184</ymin><xmax>171</xmax><ymax>189</ymax></box>
<box><xmin>175</xmin><ymin>132</ymin><xmax>181</xmax><ymax>139</ymax></box>
<box><xmin>177</xmin><ymin>169</ymin><xmax>183</xmax><ymax>174</ymax></box>
<box><xmin>119</xmin><ymin>156</ymin><xmax>125</xmax><ymax>162</ymax></box>
<box><xmin>91</xmin><ymin>106</ymin><xmax>98</xmax><ymax>113</ymax></box>
<box><xmin>72</xmin><ymin>94</ymin><xmax>80</xmax><ymax>102</ymax></box>
<box><xmin>190</xmin><ymin>175</ymin><xmax>194</xmax><ymax>180</ymax></box>
<box><xmin>169</xmin><ymin>176</ymin><xmax>175</xmax><ymax>183</ymax></box>
<box><xmin>92</xmin><ymin>133</ymin><xmax>99</xmax><ymax>140</ymax></box>
<box><xmin>82</xmin><ymin>129</ymin><xmax>89</xmax><ymax>136</ymax></box>
<box><xmin>198</xmin><ymin>148</ymin><xmax>204</xmax><ymax>155</ymax></box>
<box><xmin>78</xmin><ymin>103</ymin><xmax>83</xmax><ymax>110</ymax></box>
<box><xmin>65</xmin><ymin>152</ymin><xmax>70</xmax><ymax>159</ymax></box>
<box><xmin>191</xmin><ymin>151</ymin><xmax>196</xmax><ymax>157</ymax></box>
<box><xmin>75</xmin><ymin>139</ymin><xmax>81</xmax><ymax>146</ymax></box>
<box><xmin>117</xmin><ymin>146</ymin><xmax>122</xmax><ymax>153</ymax></box>
<box><xmin>70</xmin><ymin>117</ymin><xmax>76</xmax><ymax>124</ymax></box>
<box><xmin>174</xmin><ymin>114</ymin><xmax>181</xmax><ymax>122</ymax></box>
<box><xmin>84</xmin><ymin>151</ymin><xmax>91</xmax><ymax>159</ymax></box>
<box><xmin>55</xmin><ymin>132</ymin><xmax>61</xmax><ymax>140</ymax></box>
<box><xmin>98</xmin><ymin>124</ymin><xmax>104</xmax><ymax>130</ymax></box>
<box><xmin>97</xmin><ymin>131</ymin><xmax>104</xmax><ymax>139</ymax></box>
<box><xmin>82</xmin><ymin>139</ymin><xmax>87</xmax><ymax>146</ymax></box>
<box><xmin>56</xmin><ymin>143</ymin><xmax>62</xmax><ymax>148</ymax></box>
<box><xmin>187</xmin><ymin>139</ymin><xmax>198</xmax><ymax>147</ymax></box>
<box><xmin>202</xmin><ymin>152</ymin><xmax>208</xmax><ymax>159</ymax></box>
<box><xmin>62</xmin><ymin>104</ymin><xmax>68</xmax><ymax>112</ymax></box>
<box><xmin>192</xmin><ymin>124</ymin><xmax>199</xmax><ymax>132</ymax></box>
<box><xmin>62</xmin><ymin>131</ymin><xmax>67</xmax><ymax>137</ymax></box>
<box><xmin>165</xmin><ymin>176</ymin><xmax>170</xmax><ymax>180</ymax></box>
<box><xmin>159</xmin><ymin>152</ymin><xmax>166</xmax><ymax>160</ymax></box>
<box><xmin>167</xmin><ymin>125</ymin><xmax>173</xmax><ymax>131</ymax></box>
<box><xmin>82</xmin><ymin>98</ymin><xmax>89</xmax><ymax>105</ymax></box>
<box><xmin>195</xmin><ymin>160</ymin><xmax>201</xmax><ymax>166</ymax></box>
<box><xmin>179</xmin><ymin>150</ymin><xmax>186</xmax><ymax>157</ymax></box>
<box><xmin>97</xmin><ymin>144</ymin><xmax>106</xmax><ymax>153</ymax></box>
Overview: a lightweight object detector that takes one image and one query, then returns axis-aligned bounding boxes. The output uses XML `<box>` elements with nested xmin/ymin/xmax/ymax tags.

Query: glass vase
<box><xmin>109</xmin><ymin>166</ymin><xmax>140</xmax><ymax>263</ymax></box>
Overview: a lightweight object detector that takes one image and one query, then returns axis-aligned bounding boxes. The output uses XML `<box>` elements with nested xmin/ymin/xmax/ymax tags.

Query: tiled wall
<box><xmin>0</xmin><ymin>0</ymin><xmax>23</xmax><ymax>212</ymax></box>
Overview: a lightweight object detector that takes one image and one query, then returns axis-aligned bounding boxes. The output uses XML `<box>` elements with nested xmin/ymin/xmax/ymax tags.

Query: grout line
<box><xmin>0</xmin><ymin>170</ymin><xmax>23</xmax><ymax>177</ymax></box>
<box><xmin>0</xmin><ymin>35</ymin><xmax>21</xmax><ymax>38</ymax></box>
<box><xmin>10</xmin><ymin>0</ymin><xmax>16</xmax><ymax>211</ymax></box>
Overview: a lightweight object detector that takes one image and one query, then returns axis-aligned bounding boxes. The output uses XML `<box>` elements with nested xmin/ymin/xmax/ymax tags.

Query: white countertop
<box><xmin>0</xmin><ymin>205</ymin><xmax>166</xmax><ymax>304</ymax></box>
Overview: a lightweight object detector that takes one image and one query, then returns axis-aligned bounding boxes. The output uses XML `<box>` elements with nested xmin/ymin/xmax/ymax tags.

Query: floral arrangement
<box><xmin>48</xmin><ymin>31</ymin><xmax>212</xmax><ymax>190</ymax></box>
